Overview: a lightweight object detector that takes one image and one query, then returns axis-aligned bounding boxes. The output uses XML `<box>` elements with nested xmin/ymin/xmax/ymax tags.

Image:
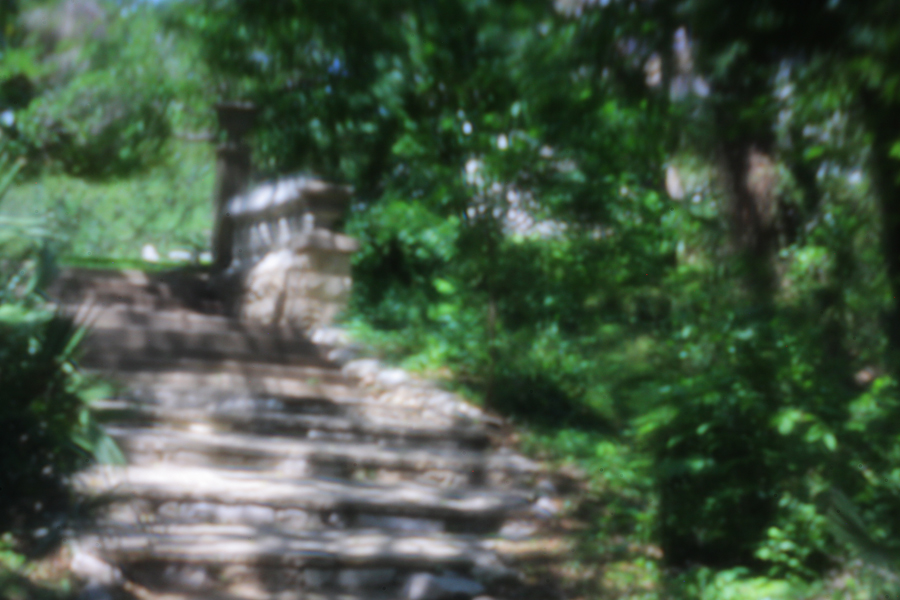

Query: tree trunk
<box><xmin>716</xmin><ymin>135</ymin><xmax>779</xmax><ymax>305</ymax></box>
<box><xmin>860</xmin><ymin>90</ymin><xmax>900</xmax><ymax>373</ymax></box>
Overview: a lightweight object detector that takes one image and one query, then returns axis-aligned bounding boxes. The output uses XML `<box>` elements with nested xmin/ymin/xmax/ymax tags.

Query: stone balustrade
<box><xmin>225</xmin><ymin>175</ymin><xmax>352</xmax><ymax>269</ymax></box>
<box><xmin>220</xmin><ymin>176</ymin><xmax>358</xmax><ymax>332</ymax></box>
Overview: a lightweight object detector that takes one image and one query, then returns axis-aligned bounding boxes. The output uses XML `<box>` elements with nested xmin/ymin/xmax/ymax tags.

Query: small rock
<box><xmin>343</xmin><ymin>359</ymin><xmax>382</xmax><ymax>381</ymax></box>
<box><xmin>666</xmin><ymin>165</ymin><xmax>685</xmax><ymax>200</ymax></box>
<box><xmin>276</xmin><ymin>508</ymin><xmax>312</xmax><ymax>527</ymax></box>
<box><xmin>168</xmin><ymin>249</ymin><xmax>193</xmax><ymax>262</ymax></box>
<box><xmin>376</xmin><ymin>368</ymin><xmax>410</xmax><ymax>386</ymax></box>
<box><xmin>310</xmin><ymin>326</ymin><xmax>352</xmax><ymax>346</ymax></box>
<box><xmin>327</xmin><ymin>347</ymin><xmax>360</xmax><ymax>365</ymax></box>
<box><xmin>326</xmin><ymin>511</ymin><xmax>348</xmax><ymax>528</ymax></box>
<box><xmin>471</xmin><ymin>555</ymin><xmax>519</xmax><ymax>585</ymax></box>
<box><xmin>403</xmin><ymin>571</ymin><xmax>485</xmax><ymax>600</ymax></box>
<box><xmin>499</xmin><ymin>520</ymin><xmax>539</xmax><ymax>539</ymax></box>
<box><xmin>532</xmin><ymin>496</ymin><xmax>562</xmax><ymax>519</ymax></box>
<box><xmin>77</xmin><ymin>584</ymin><xmax>114</xmax><ymax>600</ymax></box>
<box><xmin>337</xmin><ymin>568</ymin><xmax>397</xmax><ymax>590</ymax></box>
<box><xmin>215</xmin><ymin>504</ymin><xmax>274</xmax><ymax>524</ymax></box>
<box><xmin>163</xmin><ymin>564</ymin><xmax>207</xmax><ymax>589</ymax></box>
<box><xmin>141</xmin><ymin>244</ymin><xmax>160</xmax><ymax>262</ymax></box>
<box><xmin>70</xmin><ymin>549</ymin><xmax>123</xmax><ymax>586</ymax></box>
<box><xmin>277</xmin><ymin>457</ymin><xmax>310</xmax><ymax>476</ymax></box>
<box><xmin>536</xmin><ymin>478</ymin><xmax>557</xmax><ymax>495</ymax></box>
<box><xmin>303</xmin><ymin>569</ymin><xmax>336</xmax><ymax>588</ymax></box>
<box><xmin>355</xmin><ymin>514</ymin><xmax>443</xmax><ymax>533</ymax></box>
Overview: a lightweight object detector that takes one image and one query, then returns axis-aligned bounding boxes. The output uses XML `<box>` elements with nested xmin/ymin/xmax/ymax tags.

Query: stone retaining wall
<box><xmin>238</xmin><ymin>229</ymin><xmax>358</xmax><ymax>331</ymax></box>
<box><xmin>214</xmin><ymin>175</ymin><xmax>357</xmax><ymax>333</ymax></box>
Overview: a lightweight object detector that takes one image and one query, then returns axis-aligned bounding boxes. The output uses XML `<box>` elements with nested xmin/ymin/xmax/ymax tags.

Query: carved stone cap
<box><xmin>289</xmin><ymin>229</ymin><xmax>360</xmax><ymax>254</ymax></box>
<box><xmin>226</xmin><ymin>176</ymin><xmax>353</xmax><ymax>228</ymax></box>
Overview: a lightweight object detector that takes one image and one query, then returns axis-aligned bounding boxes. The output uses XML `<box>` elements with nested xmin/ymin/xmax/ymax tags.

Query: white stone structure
<box><xmin>222</xmin><ymin>176</ymin><xmax>356</xmax><ymax>332</ymax></box>
<box><xmin>238</xmin><ymin>230</ymin><xmax>358</xmax><ymax>331</ymax></box>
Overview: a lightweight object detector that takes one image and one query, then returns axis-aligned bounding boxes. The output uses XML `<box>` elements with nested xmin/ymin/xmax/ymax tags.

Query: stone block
<box><xmin>70</xmin><ymin>548</ymin><xmax>123</xmax><ymax>586</ymax></box>
<box><xmin>355</xmin><ymin>514</ymin><xmax>444</xmax><ymax>533</ymax></box>
<box><xmin>337</xmin><ymin>568</ymin><xmax>397</xmax><ymax>591</ymax></box>
<box><xmin>303</xmin><ymin>568</ymin><xmax>336</xmax><ymax>589</ymax></box>
<box><xmin>403</xmin><ymin>571</ymin><xmax>485</xmax><ymax>600</ymax></box>
<box><xmin>76</xmin><ymin>584</ymin><xmax>115</xmax><ymax>600</ymax></box>
<box><xmin>237</xmin><ymin>230</ymin><xmax>357</xmax><ymax>332</ymax></box>
<box><xmin>162</xmin><ymin>564</ymin><xmax>209</xmax><ymax>589</ymax></box>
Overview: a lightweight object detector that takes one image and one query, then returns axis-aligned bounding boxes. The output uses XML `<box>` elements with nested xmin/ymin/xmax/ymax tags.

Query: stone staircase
<box><xmin>51</xmin><ymin>268</ymin><xmax>572</xmax><ymax>600</ymax></box>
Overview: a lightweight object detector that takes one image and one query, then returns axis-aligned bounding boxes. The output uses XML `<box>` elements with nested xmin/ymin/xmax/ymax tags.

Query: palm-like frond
<box><xmin>825</xmin><ymin>487</ymin><xmax>900</xmax><ymax>593</ymax></box>
<box><xmin>0</xmin><ymin>151</ymin><xmax>124</xmax><ymax>545</ymax></box>
<box><xmin>0</xmin><ymin>156</ymin><xmax>25</xmax><ymax>202</ymax></box>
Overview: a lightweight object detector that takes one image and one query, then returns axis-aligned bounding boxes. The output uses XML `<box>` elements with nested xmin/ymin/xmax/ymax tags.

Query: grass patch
<box><xmin>7</xmin><ymin>139</ymin><xmax>215</xmax><ymax>263</ymax></box>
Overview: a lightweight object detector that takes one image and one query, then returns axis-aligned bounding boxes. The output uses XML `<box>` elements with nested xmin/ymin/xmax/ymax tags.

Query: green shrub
<box><xmin>0</xmin><ymin>151</ymin><xmax>122</xmax><ymax>559</ymax></box>
<box><xmin>16</xmin><ymin>67</ymin><xmax>172</xmax><ymax>178</ymax></box>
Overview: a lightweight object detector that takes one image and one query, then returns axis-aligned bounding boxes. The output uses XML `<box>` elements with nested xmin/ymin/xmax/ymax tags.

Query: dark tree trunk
<box><xmin>716</xmin><ymin>134</ymin><xmax>779</xmax><ymax>306</ymax></box>
<box><xmin>861</xmin><ymin>90</ymin><xmax>900</xmax><ymax>373</ymax></box>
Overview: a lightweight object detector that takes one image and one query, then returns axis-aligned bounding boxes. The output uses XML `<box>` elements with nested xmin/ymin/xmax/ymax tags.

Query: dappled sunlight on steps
<box><xmin>57</xmin><ymin>268</ymin><xmax>574</xmax><ymax>600</ymax></box>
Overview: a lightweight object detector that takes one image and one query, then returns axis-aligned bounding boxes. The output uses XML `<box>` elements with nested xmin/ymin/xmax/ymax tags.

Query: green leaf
<box><xmin>803</xmin><ymin>146</ymin><xmax>825</xmax><ymax>161</ymax></box>
<box><xmin>0</xmin><ymin>157</ymin><xmax>25</xmax><ymax>205</ymax></box>
<box><xmin>434</xmin><ymin>278</ymin><xmax>456</xmax><ymax>295</ymax></box>
<box><xmin>890</xmin><ymin>141</ymin><xmax>900</xmax><ymax>161</ymax></box>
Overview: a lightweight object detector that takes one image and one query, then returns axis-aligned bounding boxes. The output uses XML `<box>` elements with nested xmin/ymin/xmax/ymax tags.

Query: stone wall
<box><xmin>212</xmin><ymin>174</ymin><xmax>356</xmax><ymax>334</ymax></box>
<box><xmin>237</xmin><ymin>227</ymin><xmax>358</xmax><ymax>332</ymax></box>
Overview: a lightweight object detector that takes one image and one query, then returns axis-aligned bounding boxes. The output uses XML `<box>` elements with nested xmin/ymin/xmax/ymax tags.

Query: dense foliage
<box><xmin>5</xmin><ymin>0</ymin><xmax>900</xmax><ymax>597</ymax></box>
<box><xmin>0</xmin><ymin>0</ymin><xmax>216</xmax><ymax>262</ymax></box>
<box><xmin>0</xmin><ymin>136</ymin><xmax>122</xmax><ymax>586</ymax></box>
<box><xmin>0</xmin><ymin>0</ymin><xmax>213</xmax><ymax>178</ymax></box>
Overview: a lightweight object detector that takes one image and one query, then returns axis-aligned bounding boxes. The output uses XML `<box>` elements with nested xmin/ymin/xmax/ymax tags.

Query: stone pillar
<box><xmin>239</xmin><ymin>230</ymin><xmax>359</xmax><ymax>333</ymax></box>
<box><xmin>211</xmin><ymin>102</ymin><xmax>257</xmax><ymax>270</ymax></box>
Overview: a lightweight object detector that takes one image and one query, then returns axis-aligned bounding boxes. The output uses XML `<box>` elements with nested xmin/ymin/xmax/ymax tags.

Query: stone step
<box><xmin>95</xmin><ymin>362</ymin><xmax>353</xmax><ymax>390</ymax></box>
<box><xmin>82</xmin><ymin>524</ymin><xmax>500</xmax><ymax>568</ymax></box>
<box><xmin>80</xmin><ymin>326</ymin><xmax>329</xmax><ymax>369</ymax></box>
<box><xmin>100</xmin><ymin>367</ymin><xmax>484</xmax><ymax>426</ymax></box>
<box><xmin>55</xmin><ymin>268</ymin><xmax>568</xmax><ymax>600</ymax></box>
<box><xmin>60</xmin><ymin>303</ymin><xmax>245</xmax><ymax>335</ymax></box>
<box><xmin>49</xmin><ymin>268</ymin><xmax>214</xmax><ymax>312</ymax></box>
<box><xmin>76</xmin><ymin>465</ymin><xmax>529</xmax><ymax>526</ymax></box>
<box><xmin>105</xmin><ymin>427</ymin><xmax>538</xmax><ymax>487</ymax></box>
<box><xmin>104</xmin><ymin>395</ymin><xmax>463</xmax><ymax>433</ymax></box>
<box><xmin>92</xmin><ymin>401</ymin><xmax>490</xmax><ymax>450</ymax></box>
<box><xmin>108</xmin><ymin>384</ymin><xmax>464</xmax><ymax>429</ymax></box>
<box><xmin>118</xmin><ymin>580</ymin><xmax>401</xmax><ymax>600</ymax></box>
<box><xmin>78</xmin><ymin>525</ymin><xmax>553</xmax><ymax>595</ymax></box>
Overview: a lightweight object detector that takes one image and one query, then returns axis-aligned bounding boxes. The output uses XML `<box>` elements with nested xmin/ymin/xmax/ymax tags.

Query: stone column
<box><xmin>211</xmin><ymin>102</ymin><xmax>257</xmax><ymax>270</ymax></box>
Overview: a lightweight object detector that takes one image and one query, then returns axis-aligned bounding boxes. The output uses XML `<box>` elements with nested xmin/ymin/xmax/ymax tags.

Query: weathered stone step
<box><xmin>104</xmin><ymin>395</ymin><xmax>463</xmax><ymax>433</ymax></box>
<box><xmin>49</xmin><ymin>268</ymin><xmax>214</xmax><ymax>312</ymax></box>
<box><xmin>82</xmin><ymin>524</ymin><xmax>500</xmax><ymax>568</ymax></box>
<box><xmin>78</xmin><ymin>525</ymin><xmax>555</xmax><ymax>595</ymax></box>
<box><xmin>80</xmin><ymin>326</ymin><xmax>329</xmax><ymax>369</ymax></box>
<box><xmin>108</xmin><ymin>384</ymin><xmax>463</xmax><ymax>428</ymax></box>
<box><xmin>60</xmin><ymin>303</ymin><xmax>243</xmax><ymax>335</ymax></box>
<box><xmin>101</xmin><ymin>367</ymin><xmax>484</xmax><ymax>426</ymax></box>
<box><xmin>116</xmin><ymin>560</ymin><xmax>493</xmax><ymax>600</ymax></box>
<box><xmin>118</xmin><ymin>581</ymin><xmax>400</xmax><ymax>600</ymax></box>
<box><xmin>104</xmin><ymin>427</ymin><xmax>538</xmax><ymax>487</ymax></box>
<box><xmin>92</xmin><ymin>401</ymin><xmax>490</xmax><ymax>450</ymax></box>
<box><xmin>76</xmin><ymin>466</ymin><xmax>530</xmax><ymax>527</ymax></box>
<box><xmin>96</xmin><ymin>362</ymin><xmax>353</xmax><ymax>390</ymax></box>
